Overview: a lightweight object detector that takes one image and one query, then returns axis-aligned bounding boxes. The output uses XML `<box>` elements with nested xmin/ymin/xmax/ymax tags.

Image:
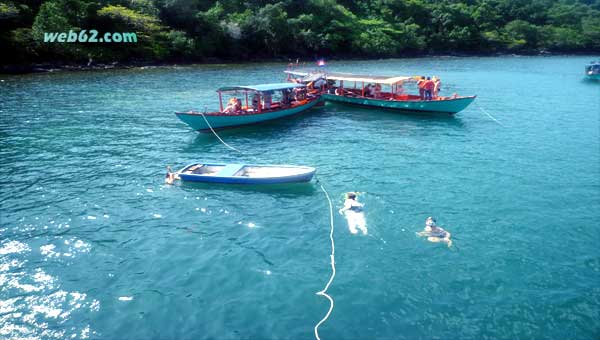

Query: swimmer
<box><xmin>338</xmin><ymin>192</ymin><xmax>367</xmax><ymax>235</ymax></box>
<box><xmin>165</xmin><ymin>166</ymin><xmax>178</xmax><ymax>185</ymax></box>
<box><xmin>417</xmin><ymin>217</ymin><xmax>452</xmax><ymax>247</ymax></box>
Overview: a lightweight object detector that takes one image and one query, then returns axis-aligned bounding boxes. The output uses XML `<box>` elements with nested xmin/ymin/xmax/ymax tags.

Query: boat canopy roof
<box><xmin>285</xmin><ymin>70</ymin><xmax>412</xmax><ymax>85</ymax></box>
<box><xmin>218</xmin><ymin>83</ymin><xmax>306</xmax><ymax>93</ymax></box>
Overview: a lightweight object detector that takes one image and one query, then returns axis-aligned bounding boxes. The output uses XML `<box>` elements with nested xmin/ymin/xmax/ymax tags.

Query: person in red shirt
<box><xmin>424</xmin><ymin>77</ymin><xmax>434</xmax><ymax>100</ymax></box>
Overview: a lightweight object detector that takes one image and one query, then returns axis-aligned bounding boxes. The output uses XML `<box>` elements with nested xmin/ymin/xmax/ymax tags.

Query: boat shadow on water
<box><xmin>325</xmin><ymin>102</ymin><xmax>467</xmax><ymax>127</ymax></box>
<box><xmin>187</xmin><ymin>106</ymin><xmax>330</xmax><ymax>142</ymax></box>
<box><xmin>177</xmin><ymin>180</ymin><xmax>318</xmax><ymax>197</ymax></box>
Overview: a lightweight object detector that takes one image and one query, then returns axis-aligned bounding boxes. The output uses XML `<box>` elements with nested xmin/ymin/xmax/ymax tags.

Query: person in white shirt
<box><xmin>339</xmin><ymin>192</ymin><xmax>367</xmax><ymax>235</ymax></box>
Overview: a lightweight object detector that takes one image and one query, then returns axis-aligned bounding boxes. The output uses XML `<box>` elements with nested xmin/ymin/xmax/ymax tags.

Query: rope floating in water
<box><xmin>199</xmin><ymin>112</ymin><xmax>242</xmax><ymax>153</ymax></box>
<box><xmin>174</xmin><ymin>115</ymin><xmax>337</xmax><ymax>338</ymax></box>
<box><xmin>314</xmin><ymin>180</ymin><xmax>336</xmax><ymax>340</ymax></box>
<box><xmin>475</xmin><ymin>102</ymin><xmax>505</xmax><ymax>127</ymax></box>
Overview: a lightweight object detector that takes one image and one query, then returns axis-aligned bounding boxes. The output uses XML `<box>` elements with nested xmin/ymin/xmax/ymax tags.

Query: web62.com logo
<box><xmin>43</xmin><ymin>30</ymin><xmax>137</xmax><ymax>43</ymax></box>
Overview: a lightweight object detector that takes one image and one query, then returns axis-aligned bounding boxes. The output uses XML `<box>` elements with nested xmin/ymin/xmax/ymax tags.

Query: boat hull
<box><xmin>322</xmin><ymin>94</ymin><xmax>476</xmax><ymax>114</ymax></box>
<box><xmin>175</xmin><ymin>98</ymin><xmax>320</xmax><ymax>131</ymax></box>
<box><xmin>585</xmin><ymin>73</ymin><xmax>600</xmax><ymax>81</ymax></box>
<box><xmin>177</xmin><ymin>164</ymin><xmax>316</xmax><ymax>184</ymax></box>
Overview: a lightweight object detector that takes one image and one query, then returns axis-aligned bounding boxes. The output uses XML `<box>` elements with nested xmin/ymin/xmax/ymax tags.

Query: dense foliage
<box><xmin>1</xmin><ymin>0</ymin><xmax>599</xmax><ymax>66</ymax></box>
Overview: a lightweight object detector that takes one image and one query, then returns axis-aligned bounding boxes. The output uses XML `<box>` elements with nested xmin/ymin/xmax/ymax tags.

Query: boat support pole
<box><xmin>218</xmin><ymin>91</ymin><xmax>223</xmax><ymax>112</ymax></box>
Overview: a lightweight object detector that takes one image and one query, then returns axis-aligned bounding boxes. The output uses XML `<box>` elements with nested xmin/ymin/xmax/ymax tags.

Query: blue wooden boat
<box><xmin>175</xmin><ymin>83</ymin><xmax>320</xmax><ymax>131</ymax></box>
<box><xmin>285</xmin><ymin>70</ymin><xmax>476</xmax><ymax>114</ymax></box>
<box><xmin>585</xmin><ymin>61</ymin><xmax>600</xmax><ymax>81</ymax></box>
<box><xmin>177</xmin><ymin>163</ymin><xmax>316</xmax><ymax>184</ymax></box>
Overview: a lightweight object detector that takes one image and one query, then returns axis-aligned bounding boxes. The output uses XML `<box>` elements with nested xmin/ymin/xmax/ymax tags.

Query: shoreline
<box><xmin>2</xmin><ymin>51</ymin><xmax>598</xmax><ymax>75</ymax></box>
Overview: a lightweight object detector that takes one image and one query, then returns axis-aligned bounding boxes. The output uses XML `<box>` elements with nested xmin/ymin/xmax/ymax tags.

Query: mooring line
<box><xmin>314</xmin><ymin>180</ymin><xmax>336</xmax><ymax>340</ymax></box>
<box><xmin>475</xmin><ymin>102</ymin><xmax>505</xmax><ymax>127</ymax></box>
<box><xmin>189</xmin><ymin>113</ymin><xmax>336</xmax><ymax>339</ymax></box>
<box><xmin>199</xmin><ymin>112</ymin><xmax>242</xmax><ymax>153</ymax></box>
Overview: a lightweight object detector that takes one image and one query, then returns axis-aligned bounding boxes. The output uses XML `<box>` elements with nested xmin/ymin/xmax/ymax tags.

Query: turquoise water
<box><xmin>1</xmin><ymin>56</ymin><xmax>599</xmax><ymax>339</ymax></box>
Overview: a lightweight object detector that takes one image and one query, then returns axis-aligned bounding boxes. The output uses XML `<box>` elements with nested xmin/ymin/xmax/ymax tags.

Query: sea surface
<box><xmin>1</xmin><ymin>56</ymin><xmax>599</xmax><ymax>340</ymax></box>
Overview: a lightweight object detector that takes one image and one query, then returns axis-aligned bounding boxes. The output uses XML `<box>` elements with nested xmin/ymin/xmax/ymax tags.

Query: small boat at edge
<box><xmin>177</xmin><ymin>163</ymin><xmax>316</xmax><ymax>184</ymax></box>
<box><xmin>585</xmin><ymin>61</ymin><xmax>600</xmax><ymax>81</ymax></box>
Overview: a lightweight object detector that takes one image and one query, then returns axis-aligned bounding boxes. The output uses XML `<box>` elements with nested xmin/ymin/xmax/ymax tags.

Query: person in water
<box><xmin>339</xmin><ymin>192</ymin><xmax>367</xmax><ymax>235</ymax></box>
<box><xmin>165</xmin><ymin>166</ymin><xmax>177</xmax><ymax>185</ymax></box>
<box><xmin>417</xmin><ymin>217</ymin><xmax>452</xmax><ymax>247</ymax></box>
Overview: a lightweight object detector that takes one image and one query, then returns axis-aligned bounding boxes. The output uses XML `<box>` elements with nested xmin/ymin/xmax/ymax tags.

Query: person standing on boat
<box><xmin>417</xmin><ymin>217</ymin><xmax>452</xmax><ymax>247</ymax></box>
<box><xmin>339</xmin><ymin>192</ymin><xmax>367</xmax><ymax>235</ymax></box>
<box><xmin>417</xmin><ymin>76</ymin><xmax>426</xmax><ymax>100</ymax></box>
<box><xmin>424</xmin><ymin>77</ymin><xmax>434</xmax><ymax>100</ymax></box>
<box><xmin>433</xmin><ymin>76</ymin><xmax>441</xmax><ymax>99</ymax></box>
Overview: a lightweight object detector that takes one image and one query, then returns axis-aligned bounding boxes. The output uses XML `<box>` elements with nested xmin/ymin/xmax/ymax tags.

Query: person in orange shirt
<box><xmin>424</xmin><ymin>77</ymin><xmax>434</xmax><ymax>100</ymax></box>
<box><xmin>417</xmin><ymin>76</ymin><xmax>426</xmax><ymax>100</ymax></box>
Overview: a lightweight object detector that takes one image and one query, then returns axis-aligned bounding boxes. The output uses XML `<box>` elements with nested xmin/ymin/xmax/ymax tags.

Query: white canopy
<box><xmin>285</xmin><ymin>70</ymin><xmax>412</xmax><ymax>85</ymax></box>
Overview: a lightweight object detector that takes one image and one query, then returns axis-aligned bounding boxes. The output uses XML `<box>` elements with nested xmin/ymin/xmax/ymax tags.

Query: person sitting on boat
<box><xmin>294</xmin><ymin>87</ymin><xmax>306</xmax><ymax>101</ymax></box>
<box><xmin>374</xmin><ymin>84</ymin><xmax>382</xmax><ymax>98</ymax></box>
<box><xmin>251</xmin><ymin>93</ymin><xmax>260</xmax><ymax>111</ymax></box>
<box><xmin>262</xmin><ymin>91</ymin><xmax>272</xmax><ymax>110</ymax></box>
<box><xmin>363</xmin><ymin>84</ymin><xmax>371</xmax><ymax>97</ymax></box>
<box><xmin>313</xmin><ymin>78</ymin><xmax>326</xmax><ymax>92</ymax></box>
<box><xmin>339</xmin><ymin>192</ymin><xmax>367</xmax><ymax>235</ymax></box>
<box><xmin>433</xmin><ymin>76</ymin><xmax>441</xmax><ymax>99</ymax></box>
<box><xmin>367</xmin><ymin>84</ymin><xmax>376</xmax><ymax>97</ymax></box>
<box><xmin>424</xmin><ymin>77</ymin><xmax>434</xmax><ymax>100</ymax></box>
<box><xmin>394</xmin><ymin>81</ymin><xmax>405</xmax><ymax>97</ymax></box>
<box><xmin>417</xmin><ymin>217</ymin><xmax>452</xmax><ymax>247</ymax></box>
<box><xmin>417</xmin><ymin>76</ymin><xmax>426</xmax><ymax>100</ymax></box>
<box><xmin>335</xmin><ymin>87</ymin><xmax>344</xmax><ymax>96</ymax></box>
<box><xmin>223</xmin><ymin>97</ymin><xmax>237</xmax><ymax>114</ymax></box>
<box><xmin>281</xmin><ymin>89</ymin><xmax>292</xmax><ymax>107</ymax></box>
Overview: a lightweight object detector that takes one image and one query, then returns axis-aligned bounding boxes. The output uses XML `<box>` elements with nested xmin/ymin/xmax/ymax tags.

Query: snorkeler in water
<box><xmin>417</xmin><ymin>217</ymin><xmax>452</xmax><ymax>247</ymax></box>
<box><xmin>339</xmin><ymin>192</ymin><xmax>367</xmax><ymax>235</ymax></box>
<box><xmin>165</xmin><ymin>166</ymin><xmax>178</xmax><ymax>185</ymax></box>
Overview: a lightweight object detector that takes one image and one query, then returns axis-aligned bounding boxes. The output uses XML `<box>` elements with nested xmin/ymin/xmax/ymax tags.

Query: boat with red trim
<box><xmin>285</xmin><ymin>70</ymin><xmax>476</xmax><ymax>115</ymax></box>
<box><xmin>175</xmin><ymin>83</ymin><xmax>320</xmax><ymax>131</ymax></box>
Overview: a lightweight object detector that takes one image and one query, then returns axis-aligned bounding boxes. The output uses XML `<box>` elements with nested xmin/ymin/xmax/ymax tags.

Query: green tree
<box><xmin>504</xmin><ymin>19</ymin><xmax>542</xmax><ymax>50</ymax></box>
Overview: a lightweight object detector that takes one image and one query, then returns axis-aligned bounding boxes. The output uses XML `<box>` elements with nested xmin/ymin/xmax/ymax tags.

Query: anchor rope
<box><xmin>475</xmin><ymin>102</ymin><xmax>505</xmax><ymax>127</ymax></box>
<box><xmin>199</xmin><ymin>112</ymin><xmax>242</xmax><ymax>153</ymax></box>
<box><xmin>190</xmin><ymin>112</ymin><xmax>337</xmax><ymax>339</ymax></box>
<box><xmin>314</xmin><ymin>179</ymin><xmax>336</xmax><ymax>340</ymax></box>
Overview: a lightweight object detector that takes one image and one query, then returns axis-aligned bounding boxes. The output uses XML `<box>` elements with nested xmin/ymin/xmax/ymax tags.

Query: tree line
<box><xmin>1</xmin><ymin>0</ymin><xmax>599</xmax><ymax>67</ymax></box>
